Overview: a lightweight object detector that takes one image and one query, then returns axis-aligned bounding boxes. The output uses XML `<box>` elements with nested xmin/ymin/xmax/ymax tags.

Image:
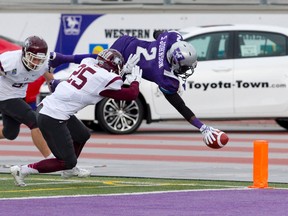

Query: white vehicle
<box><xmin>38</xmin><ymin>24</ymin><xmax>288</xmax><ymax>134</ymax></box>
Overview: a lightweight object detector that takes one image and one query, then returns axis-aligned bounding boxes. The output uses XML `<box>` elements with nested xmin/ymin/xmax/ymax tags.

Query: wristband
<box><xmin>190</xmin><ymin>117</ymin><xmax>204</xmax><ymax>129</ymax></box>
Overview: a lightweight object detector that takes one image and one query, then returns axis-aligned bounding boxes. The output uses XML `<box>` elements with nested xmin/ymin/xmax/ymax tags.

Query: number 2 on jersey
<box><xmin>136</xmin><ymin>47</ymin><xmax>157</xmax><ymax>61</ymax></box>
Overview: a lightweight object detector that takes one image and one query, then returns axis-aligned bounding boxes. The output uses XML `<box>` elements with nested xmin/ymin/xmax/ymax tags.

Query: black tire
<box><xmin>96</xmin><ymin>98</ymin><xmax>144</xmax><ymax>134</ymax></box>
<box><xmin>275</xmin><ymin>118</ymin><xmax>288</xmax><ymax>130</ymax></box>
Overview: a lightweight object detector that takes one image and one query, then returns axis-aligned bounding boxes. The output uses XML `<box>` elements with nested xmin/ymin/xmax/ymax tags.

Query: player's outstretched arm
<box><xmin>100</xmin><ymin>66</ymin><xmax>142</xmax><ymax>101</ymax></box>
<box><xmin>49</xmin><ymin>52</ymin><xmax>98</xmax><ymax>70</ymax></box>
<box><xmin>163</xmin><ymin>92</ymin><xmax>222</xmax><ymax>144</ymax></box>
<box><xmin>99</xmin><ymin>81</ymin><xmax>140</xmax><ymax>101</ymax></box>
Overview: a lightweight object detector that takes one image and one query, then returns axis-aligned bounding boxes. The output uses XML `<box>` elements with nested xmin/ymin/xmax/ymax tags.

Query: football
<box><xmin>206</xmin><ymin>131</ymin><xmax>229</xmax><ymax>149</ymax></box>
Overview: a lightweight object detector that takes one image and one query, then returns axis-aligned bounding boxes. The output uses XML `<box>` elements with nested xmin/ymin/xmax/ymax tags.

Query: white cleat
<box><xmin>61</xmin><ymin>167</ymin><xmax>91</xmax><ymax>179</ymax></box>
<box><xmin>10</xmin><ymin>165</ymin><xmax>27</xmax><ymax>187</ymax></box>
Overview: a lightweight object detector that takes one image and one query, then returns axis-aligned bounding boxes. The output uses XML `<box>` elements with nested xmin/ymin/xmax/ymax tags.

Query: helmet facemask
<box><xmin>21</xmin><ymin>36</ymin><xmax>48</xmax><ymax>71</ymax></box>
<box><xmin>168</xmin><ymin>41</ymin><xmax>198</xmax><ymax>82</ymax></box>
<box><xmin>22</xmin><ymin>50</ymin><xmax>47</xmax><ymax>71</ymax></box>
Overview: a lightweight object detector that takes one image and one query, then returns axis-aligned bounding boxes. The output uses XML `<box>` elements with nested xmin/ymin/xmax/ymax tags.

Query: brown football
<box><xmin>206</xmin><ymin>131</ymin><xmax>229</xmax><ymax>149</ymax></box>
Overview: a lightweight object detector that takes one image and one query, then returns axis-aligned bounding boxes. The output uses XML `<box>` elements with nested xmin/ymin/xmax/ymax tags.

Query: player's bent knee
<box><xmin>79</xmin><ymin>126</ymin><xmax>91</xmax><ymax>141</ymax></box>
<box><xmin>65</xmin><ymin>158</ymin><xmax>77</xmax><ymax>170</ymax></box>
<box><xmin>4</xmin><ymin>134</ymin><xmax>18</xmax><ymax>140</ymax></box>
<box><xmin>75</xmin><ymin>130</ymin><xmax>90</xmax><ymax>144</ymax></box>
<box><xmin>3</xmin><ymin>129</ymin><xmax>19</xmax><ymax>140</ymax></box>
<box><xmin>82</xmin><ymin>132</ymin><xmax>91</xmax><ymax>143</ymax></box>
<box><xmin>25</xmin><ymin>109</ymin><xmax>38</xmax><ymax>129</ymax></box>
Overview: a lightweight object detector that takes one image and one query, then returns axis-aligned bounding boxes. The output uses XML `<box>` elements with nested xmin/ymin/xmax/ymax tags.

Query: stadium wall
<box><xmin>1</xmin><ymin>5</ymin><xmax>288</xmax><ymax>52</ymax></box>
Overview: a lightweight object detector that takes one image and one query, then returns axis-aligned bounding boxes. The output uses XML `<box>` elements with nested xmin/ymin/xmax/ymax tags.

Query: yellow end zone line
<box><xmin>2</xmin><ymin>185</ymin><xmax>135</xmax><ymax>193</ymax></box>
<box><xmin>1</xmin><ymin>176</ymin><xmax>247</xmax><ymax>188</ymax></box>
<box><xmin>7</xmin><ymin>176</ymin><xmax>246</xmax><ymax>187</ymax></box>
<box><xmin>1</xmin><ymin>178</ymin><xmax>246</xmax><ymax>194</ymax></box>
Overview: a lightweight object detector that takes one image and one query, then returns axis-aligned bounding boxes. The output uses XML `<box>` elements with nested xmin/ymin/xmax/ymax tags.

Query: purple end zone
<box><xmin>1</xmin><ymin>189</ymin><xmax>288</xmax><ymax>216</ymax></box>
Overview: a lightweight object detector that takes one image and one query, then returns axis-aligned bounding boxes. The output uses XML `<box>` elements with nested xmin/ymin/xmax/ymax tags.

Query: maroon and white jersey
<box><xmin>40</xmin><ymin>58</ymin><xmax>124</xmax><ymax>120</ymax></box>
<box><xmin>0</xmin><ymin>50</ymin><xmax>49</xmax><ymax>100</ymax></box>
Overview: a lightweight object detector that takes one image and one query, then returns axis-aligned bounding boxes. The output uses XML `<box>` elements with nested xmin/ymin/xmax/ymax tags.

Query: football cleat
<box><xmin>61</xmin><ymin>167</ymin><xmax>91</xmax><ymax>179</ymax></box>
<box><xmin>10</xmin><ymin>165</ymin><xmax>27</xmax><ymax>187</ymax></box>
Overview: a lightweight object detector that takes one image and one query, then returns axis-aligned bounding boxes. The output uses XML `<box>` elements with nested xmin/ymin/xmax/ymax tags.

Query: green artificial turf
<box><xmin>1</xmin><ymin>173</ymin><xmax>287</xmax><ymax>199</ymax></box>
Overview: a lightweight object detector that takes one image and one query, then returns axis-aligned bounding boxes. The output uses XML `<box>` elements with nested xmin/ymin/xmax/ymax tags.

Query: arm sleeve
<box><xmin>50</xmin><ymin>52</ymin><xmax>98</xmax><ymax>67</ymax></box>
<box><xmin>99</xmin><ymin>81</ymin><xmax>139</xmax><ymax>101</ymax></box>
<box><xmin>163</xmin><ymin>92</ymin><xmax>204</xmax><ymax>129</ymax></box>
<box><xmin>163</xmin><ymin>92</ymin><xmax>195</xmax><ymax>122</ymax></box>
<box><xmin>74</xmin><ymin>54</ymin><xmax>98</xmax><ymax>64</ymax></box>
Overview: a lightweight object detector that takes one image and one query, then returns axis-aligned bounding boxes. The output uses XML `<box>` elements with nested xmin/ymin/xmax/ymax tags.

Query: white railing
<box><xmin>0</xmin><ymin>0</ymin><xmax>72</xmax><ymax>4</ymax></box>
<box><xmin>267</xmin><ymin>0</ymin><xmax>288</xmax><ymax>4</ymax></box>
<box><xmin>0</xmin><ymin>0</ymin><xmax>287</xmax><ymax>5</ymax></box>
<box><xmin>78</xmin><ymin>0</ymin><xmax>164</xmax><ymax>4</ymax></box>
<box><xmin>172</xmin><ymin>0</ymin><xmax>260</xmax><ymax>4</ymax></box>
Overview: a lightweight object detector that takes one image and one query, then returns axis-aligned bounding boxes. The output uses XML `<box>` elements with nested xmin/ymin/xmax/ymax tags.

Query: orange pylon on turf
<box><xmin>249</xmin><ymin>140</ymin><xmax>270</xmax><ymax>189</ymax></box>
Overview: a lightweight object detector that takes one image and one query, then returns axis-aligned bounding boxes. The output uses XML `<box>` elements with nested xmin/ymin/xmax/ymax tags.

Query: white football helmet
<box><xmin>167</xmin><ymin>41</ymin><xmax>197</xmax><ymax>81</ymax></box>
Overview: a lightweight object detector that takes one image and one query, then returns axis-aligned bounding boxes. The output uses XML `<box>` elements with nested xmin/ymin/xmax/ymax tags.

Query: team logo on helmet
<box><xmin>168</xmin><ymin>41</ymin><xmax>198</xmax><ymax>82</ymax></box>
<box><xmin>172</xmin><ymin>47</ymin><xmax>185</xmax><ymax>63</ymax></box>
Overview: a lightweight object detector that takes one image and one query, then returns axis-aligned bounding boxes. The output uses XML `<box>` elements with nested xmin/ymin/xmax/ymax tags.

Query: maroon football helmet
<box><xmin>22</xmin><ymin>36</ymin><xmax>48</xmax><ymax>71</ymax></box>
<box><xmin>96</xmin><ymin>49</ymin><xmax>124</xmax><ymax>74</ymax></box>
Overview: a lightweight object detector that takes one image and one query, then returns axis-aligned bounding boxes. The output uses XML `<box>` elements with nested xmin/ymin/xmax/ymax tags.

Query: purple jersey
<box><xmin>111</xmin><ymin>31</ymin><xmax>183</xmax><ymax>94</ymax></box>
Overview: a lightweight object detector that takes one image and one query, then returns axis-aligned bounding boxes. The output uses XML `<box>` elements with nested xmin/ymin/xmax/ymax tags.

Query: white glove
<box><xmin>120</xmin><ymin>53</ymin><xmax>140</xmax><ymax>77</ymax></box>
<box><xmin>200</xmin><ymin>124</ymin><xmax>219</xmax><ymax>145</ymax></box>
<box><xmin>126</xmin><ymin>65</ymin><xmax>142</xmax><ymax>84</ymax></box>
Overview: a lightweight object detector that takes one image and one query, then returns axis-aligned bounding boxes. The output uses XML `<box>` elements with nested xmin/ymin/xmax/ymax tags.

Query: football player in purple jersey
<box><xmin>110</xmin><ymin>30</ymin><xmax>220</xmax><ymax>145</ymax></box>
<box><xmin>48</xmin><ymin>30</ymin><xmax>221</xmax><ymax>145</ymax></box>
